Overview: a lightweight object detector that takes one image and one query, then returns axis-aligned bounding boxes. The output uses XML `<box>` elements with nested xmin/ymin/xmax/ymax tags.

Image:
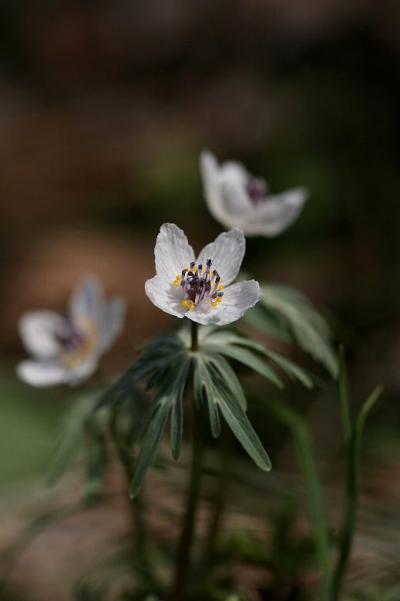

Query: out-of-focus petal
<box><xmin>70</xmin><ymin>275</ymin><xmax>105</xmax><ymax>324</ymax></box>
<box><xmin>66</xmin><ymin>358</ymin><xmax>99</xmax><ymax>386</ymax></box>
<box><xmin>197</xmin><ymin>228</ymin><xmax>245</xmax><ymax>286</ymax></box>
<box><xmin>16</xmin><ymin>360</ymin><xmax>68</xmax><ymax>387</ymax></box>
<box><xmin>18</xmin><ymin>311</ymin><xmax>65</xmax><ymax>359</ymax></box>
<box><xmin>99</xmin><ymin>297</ymin><xmax>126</xmax><ymax>352</ymax></box>
<box><xmin>242</xmin><ymin>188</ymin><xmax>308</xmax><ymax>236</ymax></box>
<box><xmin>200</xmin><ymin>151</ymin><xmax>250</xmax><ymax>229</ymax></box>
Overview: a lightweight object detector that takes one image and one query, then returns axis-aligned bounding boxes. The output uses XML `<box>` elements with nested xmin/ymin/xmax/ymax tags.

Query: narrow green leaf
<box><xmin>338</xmin><ymin>346</ymin><xmax>351</xmax><ymax>445</ymax></box>
<box><xmin>170</xmin><ymin>360</ymin><xmax>190</xmax><ymax>460</ymax></box>
<box><xmin>193</xmin><ymin>357</ymin><xmax>221</xmax><ymax>438</ymax></box>
<box><xmin>193</xmin><ymin>356</ymin><xmax>206</xmax><ymax>411</ymax></box>
<box><xmin>206</xmin><ymin>385</ymin><xmax>221</xmax><ymax>439</ymax></box>
<box><xmin>330</xmin><ymin>384</ymin><xmax>382</xmax><ymax>601</ymax></box>
<box><xmin>208</xmin><ymin>344</ymin><xmax>283</xmax><ymax>388</ymax></box>
<box><xmin>261</xmin><ymin>397</ymin><xmax>331</xmax><ymax>599</ymax></box>
<box><xmin>204</xmin><ymin>329</ymin><xmax>312</xmax><ymax>389</ymax></box>
<box><xmin>257</xmin><ymin>283</ymin><xmax>338</xmax><ymax>377</ymax></box>
<box><xmin>246</xmin><ymin>303</ymin><xmax>292</xmax><ymax>342</ymax></box>
<box><xmin>217</xmin><ymin>387</ymin><xmax>271</xmax><ymax>472</ymax></box>
<box><xmin>48</xmin><ymin>392</ymin><xmax>98</xmax><ymax>485</ymax></box>
<box><xmin>84</xmin><ymin>419</ymin><xmax>108</xmax><ymax>507</ymax></box>
<box><xmin>95</xmin><ymin>368</ymin><xmax>136</xmax><ymax>410</ymax></box>
<box><xmin>262</xmin><ymin>348</ymin><xmax>313</xmax><ymax>389</ymax></box>
<box><xmin>206</xmin><ymin>353</ymin><xmax>247</xmax><ymax>410</ymax></box>
<box><xmin>130</xmin><ymin>401</ymin><xmax>170</xmax><ymax>498</ymax></box>
<box><xmin>202</xmin><ymin>329</ymin><xmax>266</xmax><ymax>354</ymax></box>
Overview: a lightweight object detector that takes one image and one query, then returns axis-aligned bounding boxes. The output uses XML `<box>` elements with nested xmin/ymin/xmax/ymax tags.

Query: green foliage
<box><xmin>247</xmin><ymin>283</ymin><xmax>338</xmax><ymax>377</ymax></box>
<box><xmin>200</xmin><ymin>327</ymin><xmax>313</xmax><ymax>389</ymax></box>
<box><xmin>193</xmin><ymin>352</ymin><xmax>271</xmax><ymax>472</ymax></box>
<box><xmin>47</xmin><ymin>391</ymin><xmax>111</xmax><ymax>506</ymax></box>
<box><xmin>97</xmin><ymin>321</ymin><xmax>320</xmax><ymax>498</ymax></box>
<box><xmin>330</xmin><ymin>355</ymin><xmax>382</xmax><ymax>601</ymax></box>
<box><xmin>48</xmin><ymin>391</ymin><xmax>99</xmax><ymax>485</ymax></box>
<box><xmin>259</xmin><ymin>396</ymin><xmax>332</xmax><ymax>599</ymax></box>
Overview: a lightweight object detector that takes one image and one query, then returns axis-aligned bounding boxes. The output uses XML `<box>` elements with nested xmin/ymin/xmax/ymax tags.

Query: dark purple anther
<box><xmin>178</xmin><ymin>259</ymin><xmax>223</xmax><ymax>308</ymax></box>
<box><xmin>55</xmin><ymin>321</ymin><xmax>85</xmax><ymax>352</ymax></box>
<box><xmin>246</xmin><ymin>178</ymin><xmax>267</xmax><ymax>205</ymax></box>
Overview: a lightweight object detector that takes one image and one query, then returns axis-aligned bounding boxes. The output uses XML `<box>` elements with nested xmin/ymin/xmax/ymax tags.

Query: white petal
<box><xmin>70</xmin><ymin>275</ymin><xmax>105</xmax><ymax>324</ymax></box>
<box><xmin>220</xmin><ymin>180</ymin><xmax>251</xmax><ymax>219</ymax></box>
<box><xmin>219</xmin><ymin>159</ymin><xmax>249</xmax><ymax>191</ymax></box>
<box><xmin>99</xmin><ymin>297</ymin><xmax>126</xmax><ymax>352</ymax></box>
<box><xmin>242</xmin><ymin>188</ymin><xmax>308</xmax><ymax>236</ymax></box>
<box><xmin>145</xmin><ymin>275</ymin><xmax>186</xmax><ymax>319</ymax></box>
<box><xmin>17</xmin><ymin>360</ymin><xmax>69</xmax><ymax>387</ymax></box>
<box><xmin>200</xmin><ymin>151</ymin><xmax>228</xmax><ymax>225</ymax></box>
<box><xmin>200</xmin><ymin>151</ymin><xmax>249</xmax><ymax>229</ymax></box>
<box><xmin>154</xmin><ymin>223</ymin><xmax>195</xmax><ymax>283</ymax></box>
<box><xmin>197</xmin><ymin>228</ymin><xmax>245</xmax><ymax>286</ymax></box>
<box><xmin>188</xmin><ymin>280</ymin><xmax>261</xmax><ymax>326</ymax></box>
<box><xmin>18</xmin><ymin>311</ymin><xmax>65</xmax><ymax>359</ymax></box>
<box><xmin>66</xmin><ymin>358</ymin><xmax>99</xmax><ymax>386</ymax></box>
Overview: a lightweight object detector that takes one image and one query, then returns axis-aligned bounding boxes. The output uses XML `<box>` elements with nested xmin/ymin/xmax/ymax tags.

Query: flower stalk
<box><xmin>171</xmin><ymin>321</ymin><xmax>204</xmax><ymax>601</ymax></box>
<box><xmin>201</xmin><ymin>424</ymin><xmax>231</xmax><ymax>574</ymax></box>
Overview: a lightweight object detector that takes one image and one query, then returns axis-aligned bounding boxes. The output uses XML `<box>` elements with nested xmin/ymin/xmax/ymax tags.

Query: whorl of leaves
<box><xmin>93</xmin><ymin>323</ymin><xmax>317</xmax><ymax>497</ymax></box>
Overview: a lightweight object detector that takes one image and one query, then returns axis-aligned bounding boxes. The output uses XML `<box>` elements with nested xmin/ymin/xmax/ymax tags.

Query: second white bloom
<box><xmin>145</xmin><ymin>224</ymin><xmax>260</xmax><ymax>326</ymax></box>
<box><xmin>200</xmin><ymin>150</ymin><xmax>308</xmax><ymax>237</ymax></box>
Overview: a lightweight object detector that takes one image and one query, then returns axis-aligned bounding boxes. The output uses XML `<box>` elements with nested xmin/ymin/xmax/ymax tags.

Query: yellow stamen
<box><xmin>217</xmin><ymin>284</ymin><xmax>224</xmax><ymax>291</ymax></box>
<box><xmin>211</xmin><ymin>300</ymin><xmax>218</xmax><ymax>308</ymax></box>
<box><xmin>172</xmin><ymin>274</ymin><xmax>181</xmax><ymax>288</ymax></box>
<box><xmin>180</xmin><ymin>299</ymin><xmax>195</xmax><ymax>311</ymax></box>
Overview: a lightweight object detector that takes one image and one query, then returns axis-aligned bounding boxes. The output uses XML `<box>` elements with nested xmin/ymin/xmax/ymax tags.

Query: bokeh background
<box><xmin>0</xmin><ymin>1</ymin><xmax>399</xmax><ymax>600</ymax></box>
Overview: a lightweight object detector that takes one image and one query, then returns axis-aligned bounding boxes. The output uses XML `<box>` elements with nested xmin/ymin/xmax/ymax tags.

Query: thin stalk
<box><xmin>329</xmin><ymin>385</ymin><xmax>382</xmax><ymax>601</ymax></box>
<box><xmin>171</xmin><ymin>321</ymin><xmax>204</xmax><ymax>601</ymax></box>
<box><xmin>263</xmin><ymin>398</ymin><xmax>332</xmax><ymax>600</ymax></box>
<box><xmin>202</xmin><ymin>425</ymin><xmax>231</xmax><ymax>566</ymax></box>
<box><xmin>109</xmin><ymin>409</ymin><xmax>153</xmax><ymax>584</ymax></box>
<box><xmin>338</xmin><ymin>347</ymin><xmax>352</xmax><ymax>445</ymax></box>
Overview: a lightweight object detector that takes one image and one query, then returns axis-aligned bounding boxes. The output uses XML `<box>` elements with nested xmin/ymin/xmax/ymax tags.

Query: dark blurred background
<box><xmin>0</xmin><ymin>1</ymin><xmax>399</xmax><ymax>599</ymax></box>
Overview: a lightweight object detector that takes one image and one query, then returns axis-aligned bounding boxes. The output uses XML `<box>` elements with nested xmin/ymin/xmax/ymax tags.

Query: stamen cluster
<box><xmin>246</xmin><ymin>178</ymin><xmax>267</xmax><ymax>205</ymax></box>
<box><xmin>173</xmin><ymin>258</ymin><xmax>224</xmax><ymax>311</ymax></box>
<box><xmin>56</xmin><ymin>319</ymin><xmax>98</xmax><ymax>368</ymax></box>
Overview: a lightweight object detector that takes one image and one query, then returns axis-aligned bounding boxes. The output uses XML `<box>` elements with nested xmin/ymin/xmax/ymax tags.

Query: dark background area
<box><xmin>0</xmin><ymin>1</ymin><xmax>399</xmax><ymax>599</ymax></box>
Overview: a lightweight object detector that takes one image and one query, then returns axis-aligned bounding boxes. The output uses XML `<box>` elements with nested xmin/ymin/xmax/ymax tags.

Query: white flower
<box><xmin>145</xmin><ymin>223</ymin><xmax>260</xmax><ymax>326</ymax></box>
<box><xmin>17</xmin><ymin>276</ymin><xmax>126</xmax><ymax>387</ymax></box>
<box><xmin>200</xmin><ymin>150</ymin><xmax>308</xmax><ymax>237</ymax></box>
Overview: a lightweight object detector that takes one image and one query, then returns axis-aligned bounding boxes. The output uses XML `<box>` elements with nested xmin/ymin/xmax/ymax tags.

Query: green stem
<box><xmin>264</xmin><ymin>398</ymin><xmax>332</xmax><ymax>600</ymax></box>
<box><xmin>338</xmin><ymin>346</ymin><xmax>352</xmax><ymax>445</ymax></box>
<box><xmin>109</xmin><ymin>409</ymin><xmax>153</xmax><ymax>584</ymax></box>
<box><xmin>171</xmin><ymin>321</ymin><xmax>204</xmax><ymax>601</ymax></box>
<box><xmin>202</xmin><ymin>425</ymin><xmax>231</xmax><ymax>567</ymax></box>
<box><xmin>329</xmin><ymin>385</ymin><xmax>382</xmax><ymax>601</ymax></box>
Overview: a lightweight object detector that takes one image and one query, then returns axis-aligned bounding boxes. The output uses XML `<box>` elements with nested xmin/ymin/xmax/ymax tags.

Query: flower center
<box><xmin>172</xmin><ymin>258</ymin><xmax>224</xmax><ymax>311</ymax></box>
<box><xmin>246</xmin><ymin>178</ymin><xmax>267</xmax><ymax>205</ymax></box>
<box><xmin>56</xmin><ymin>319</ymin><xmax>98</xmax><ymax>369</ymax></box>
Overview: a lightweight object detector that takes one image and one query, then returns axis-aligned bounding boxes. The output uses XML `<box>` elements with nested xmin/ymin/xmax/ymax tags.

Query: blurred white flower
<box><xmin>17</xmin><ymin>276</ymin><xmax>126</xmax><ymax>387</ymax></box>
<box><xmin>200</xmin><ymin>150</ymin><xmax>308</xmax><ymax>237</ymax></box>
<box><xmin>145</xmin><ymin>223</ymin><xmax>260</xmax><ymax>326</ymax></box>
